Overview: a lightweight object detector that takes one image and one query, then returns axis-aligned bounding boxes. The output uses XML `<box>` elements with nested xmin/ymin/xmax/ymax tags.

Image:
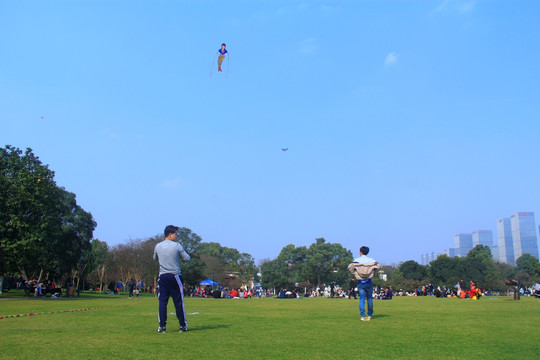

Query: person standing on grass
<box><xmin>349</xmin><ymin>278</ymin><xmax>357</xmax><ymax>299</ymax></box>
<box><xmin>128</xmin><ymin>278</ymin><xmax>136</xmax><ymax>298</ymax></box>
<box><xmin>153</xmin><ymin>225</ymin><xmax>191</xmax><ymax>333</ymax></box>
<box><xmin>348</xmin><ymin>246</ymin><xmax>381</xmax><ymax>322</ymax></box>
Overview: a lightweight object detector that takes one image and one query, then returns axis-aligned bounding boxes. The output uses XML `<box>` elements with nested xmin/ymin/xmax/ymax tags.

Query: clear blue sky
<box><xmin>1</xmin><ymin>0</ymin><xmax>539</xmax><ymax>265</ymax></box>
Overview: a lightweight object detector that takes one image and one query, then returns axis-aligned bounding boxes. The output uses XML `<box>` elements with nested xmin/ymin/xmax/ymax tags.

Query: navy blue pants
<box><xmin>158</xmin><ymin>273</ymin><xmax>187</xmax><ymax>328</ymax></box>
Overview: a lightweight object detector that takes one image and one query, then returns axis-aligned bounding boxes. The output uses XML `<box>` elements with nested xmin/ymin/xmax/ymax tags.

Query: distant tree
<box><xmin>303</xmin><ymin>238</ymin><xmax>353</xmax><ymax>287</ymax></box>
<box><xmin>260</xmin><ymin>258</ymin><xmax>289</xmax><ymax>290</ymax></box>
<box><xmin>429</xmin><ymin>255</ymin><xmax>461</xmax><ymax>286</ymax></box>
<box><xmin>237</xmin><ymin>252</ymin><xmax>257</xmax><ymax>283</ymax></box>
<box><xmin>175</xmin><ymin>228</ymin><xmax>204</xmax><ymax>286</ymax></box>
<box><xmin>177</xmin><ymin>227</ymin><xmax>202</xmax><ymax>254</ymax></box>
<box><xmin>463</xmin><ymin>245</ymin><xmax>496</xmax><ymax>286</ymax></box>
<box><xmin>85</xmin><ymin>239</ymin><xmax>109</xmax><ymax>275</ymax></box>
<box><xmin>275</xmin><ymin>244</ymin><xmax>308</xmax><ymax>287</ymax></box>
<box><xmin>398</xmin><ymin>260</ymin><xmax>428</xmax><ymax>281</ymax></box>
<box><xmin>515</xmin><ymin>254</ymin><xmax>540</xmax><ymax>280</ymax></box>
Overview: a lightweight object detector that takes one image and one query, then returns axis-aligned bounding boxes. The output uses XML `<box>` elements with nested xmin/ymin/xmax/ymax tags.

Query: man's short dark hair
<box><xmin>360</xmin><ymin>246</ymin><xmax>369</xmax><ymax>255</ymax></box>
<box><xmin>164</xmin><ymin>225</ymin><xmax>179</xmax><ymax>237</ymax></box>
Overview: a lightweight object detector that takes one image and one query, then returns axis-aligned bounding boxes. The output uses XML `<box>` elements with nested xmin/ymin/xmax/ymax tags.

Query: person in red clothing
<box><xmin>229</xmin><ymin>289</ymin><xmax>239</xmax><ymax>298</ymax></box>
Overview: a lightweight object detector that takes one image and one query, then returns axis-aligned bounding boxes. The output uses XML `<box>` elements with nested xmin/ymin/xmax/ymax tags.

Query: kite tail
<box><xmin>209</xmin><ymin>53</ymin><xmax>217</xmax><ymax>79</ymax></box>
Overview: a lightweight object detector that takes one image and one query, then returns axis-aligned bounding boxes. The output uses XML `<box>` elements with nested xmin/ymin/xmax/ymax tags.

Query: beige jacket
<box><xmin>348</xmin><ymin>262</ymin><xmax>381</xmax><ymax>281</ymax></box>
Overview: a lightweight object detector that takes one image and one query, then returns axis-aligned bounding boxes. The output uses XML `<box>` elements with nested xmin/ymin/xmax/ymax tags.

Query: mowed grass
<box><xmin>1</xmin><ymin>294</ymin><xmax>538</xmax><ymax>359</ymax></box>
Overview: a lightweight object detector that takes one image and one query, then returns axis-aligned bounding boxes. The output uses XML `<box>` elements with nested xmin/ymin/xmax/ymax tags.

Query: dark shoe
<box><xmin>179</xmin><ymin>326</ymin><xmax>189</xmax><ymax>332</ymax></box>
<box><xmin>157</xmin><ymin>326</ymin><xmax>166</xmax><ymax>333</ymax></box>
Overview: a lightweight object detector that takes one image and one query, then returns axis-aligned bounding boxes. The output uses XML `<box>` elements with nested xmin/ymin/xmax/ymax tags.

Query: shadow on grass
<box><xmin>190</xmin><ymin>324</ymin><xmax>231</xmax><ymax>332</ymax></box>
<box><xmin>372</xmin><ymin>314</ymin><xmax>390</xmax><ymax>319</ymax></box>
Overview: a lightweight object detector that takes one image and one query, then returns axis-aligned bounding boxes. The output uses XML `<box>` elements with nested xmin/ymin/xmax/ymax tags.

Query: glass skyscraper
<box><xmin>497</xmin><ymin>218</ymin><xmax>514</xmax><ymax>265</ymax></box>
<box><xmin>472</xmin><ymin>230</ymin><xmax>493</xmax><ymax>246</ymax></box>
<box><xmin>511</xmin><ymin>212</ymin><xmax>539</xmax><ymax>262</ymax></box>
<box><xmin>453</xmin><ymin>233</ymin><xmax>473</xmax><ymax>257</ymax></box>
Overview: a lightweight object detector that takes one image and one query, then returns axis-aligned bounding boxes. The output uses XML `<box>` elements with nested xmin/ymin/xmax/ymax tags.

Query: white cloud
<box><xmin>298</xmin><ymin>38</ymin><xmax>317</xmax><ymax>54</ymax></box>
<box><xmin>160</xmin><ymin>177</ymin><xmax>182</xmax><ymax>189</ymax></box>
<box><xmin>385</xmin><ymin>52</ymin><xmax>398</xmax><ymax>66</ymax></box>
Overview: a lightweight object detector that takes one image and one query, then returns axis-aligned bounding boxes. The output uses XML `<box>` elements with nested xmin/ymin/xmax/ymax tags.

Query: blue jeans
<box><xmin>357</xmin><ymin>282</ymin><xmax>373</xmax><ymax>317</ymax></box>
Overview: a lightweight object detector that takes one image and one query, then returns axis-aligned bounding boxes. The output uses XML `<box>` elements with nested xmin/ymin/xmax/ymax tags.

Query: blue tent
<box><xmin>200</xmin><ymin>278</ymin><xmax>219</xmax><ymax>286</ymax></box>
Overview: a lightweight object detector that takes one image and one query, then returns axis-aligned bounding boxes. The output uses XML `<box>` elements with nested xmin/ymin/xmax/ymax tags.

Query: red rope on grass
<box><xmin>0</xmin><ymin>304</ymin><xmax>133</xmax><ymax>320</ymax></box>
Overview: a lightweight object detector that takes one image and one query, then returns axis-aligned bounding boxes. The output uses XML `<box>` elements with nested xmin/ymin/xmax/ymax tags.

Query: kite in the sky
<box><xmin>281</xmin><ymin>148</ymin><xmax>288</xmax><ymax>152</ymax></box>
<box><xmin>209</xmin><ymin>43</ymin><xmax>229</xmax><ymax>79</ymax></box>
<box><xmin>217</xmin><ymin>43</ymin><xmax>228</xmax><ymax>72</ymax></box>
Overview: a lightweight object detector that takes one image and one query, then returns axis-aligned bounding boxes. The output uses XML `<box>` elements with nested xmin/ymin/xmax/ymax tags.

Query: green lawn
<box><xmin>1</xmin><ymin>293</ymin><xmax>538</xmax><ymax>359</ymax></box>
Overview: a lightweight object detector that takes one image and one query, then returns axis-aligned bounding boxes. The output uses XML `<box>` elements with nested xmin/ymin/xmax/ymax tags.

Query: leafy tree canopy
<box><xmin>0</xmin><ymin>145</ymin><xmax>96</xmax><ymax>279</ymax></box>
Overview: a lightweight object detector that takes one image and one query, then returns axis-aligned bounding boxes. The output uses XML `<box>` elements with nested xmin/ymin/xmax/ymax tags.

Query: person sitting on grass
<box><xmin>381</xmin><ymin>286</ymin><xmax>393</xmax><ymax>300</ymax></box>
<box><xmin>229</xmin><ymin>288</ymin><xmax>239</xmax><ymax>298</ymax></box>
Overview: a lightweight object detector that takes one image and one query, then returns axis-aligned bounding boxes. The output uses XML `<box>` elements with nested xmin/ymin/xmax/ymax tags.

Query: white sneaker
<box><xmin>361</xmin><ymin>317</ymin><xmax>368</xmax><ymax>321</ymax></box>
<box><xmin>366</xmin><ymin>316</ymin><xmax>372</xmax><ymax>321</ymax></box>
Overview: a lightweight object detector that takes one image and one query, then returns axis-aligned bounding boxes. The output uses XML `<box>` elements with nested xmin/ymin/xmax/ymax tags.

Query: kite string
<box><xmin>209</xmin><ymin>53</ymin><xmax>217</xmax><ymax>79</ymax></box>
<box><xmin>226</xmin><ymin>53</ymin><xmax>230</xmax><ymax>80</ymax></box>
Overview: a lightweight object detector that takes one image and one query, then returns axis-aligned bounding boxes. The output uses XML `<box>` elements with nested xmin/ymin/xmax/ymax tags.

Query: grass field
<box><xmin>1</xmin><ymin>293</ymin><xmax>538</xmax><ymax>359</ymax></box>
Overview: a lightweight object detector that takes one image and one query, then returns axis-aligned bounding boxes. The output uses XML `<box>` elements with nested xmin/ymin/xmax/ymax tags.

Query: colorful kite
<box><xmin>209</xmin><ymin>43</ymin><xmax>229</xmax><ymax>79</ymax></box>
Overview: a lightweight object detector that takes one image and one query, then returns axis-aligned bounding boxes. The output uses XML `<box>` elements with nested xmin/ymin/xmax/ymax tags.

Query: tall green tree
<box><xmin>175</xmin><ymin>228</ymin><xmax>204</xmax><ymax>286</ymax></box>
<box><xmin>515</xmin><ymin>254</ymin><xmax>539</xmax><ymax>277</ymax></box>
<box><xmin>260</xmin><ymin>258</ymin><xmax>289</xmax><ymax>290</ymax></box>
<box><xmin>303</xmin><ymin>238</ymin><xmax>353</xmax><ymax>286</ymax></box>
<box><xmin>398</xmin><ymin>260</ymin><xmax>428</xmax><ymax>281</ymax></box>
<box><xmin>463</xmin><ymin>245</ymin><xmax>496</xmax><ymax>286</ymax></box>
<box><xmin>429</xmin><ymin>255</ymin><xmax>461</xmax><ymax>286</ymax></box>
<box><xmin>0</xmin><ymin>146</ymin><xmax>96</xmax><ymax>280</ymax></box>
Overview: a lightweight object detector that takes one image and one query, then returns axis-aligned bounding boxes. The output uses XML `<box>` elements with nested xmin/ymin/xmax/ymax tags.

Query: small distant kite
<box><xmin>281</xmin><ymin>148</ymin><xmax>288</xmax><ymax>152</ymax></box>
<box><xmin>209</xmin><ymin>43</ymin><xmax>229</xmax><ymax>79</ymax></box>
<box><xmin>41</xmin><ymin>115</ymin><xmax>44</xmax><ymax>119</ymax></box>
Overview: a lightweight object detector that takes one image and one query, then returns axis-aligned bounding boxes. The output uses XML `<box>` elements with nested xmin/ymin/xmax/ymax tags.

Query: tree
<box><xmin>0</xmin><ymin>146</ymin><xmax>96</xmax><ymax>280</ymax></box>
<box><xmin>85</xmin><ymin>239</ymin><xmax>109</xmax><ymax>276</ymax></box>
<box><xmin>176</xmin><ymin>228</ymin><xmax>205</xmax><ymax>286</ymax></box>
<box><xmin>398</xmin><ymin>260</ymin><xmax>428</xmax><ymax>281</ymax></box>
<box><xmin>515</xmin><ymin>254</ymin><xmax>540</xmax><ymax>280</ymax></box>
<box><xmin>260</xmin><ymin>258</ymin><xmax>289</xmax><ymax>290</ymax></box>
<box><xmin>237</xmin><ymin>252</ymin><xmax>257</xmax><ymax>283</ymax></box>
<box><xmin>303</xmin><ymin>238</ymin><xmax>353</xmax><ymax>287</ymax></box>
<box><xmin>463</xmin><ymin>245</ymin><xmax>496</xmax><ymax>286</ymax></box>
<box><xmin>429</xmin><ymin>255</ymin><xmax>461</xmax><ymax>286</ymax></box>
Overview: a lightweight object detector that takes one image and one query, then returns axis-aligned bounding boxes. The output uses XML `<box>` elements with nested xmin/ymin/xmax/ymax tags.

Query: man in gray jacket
<box><xmin>154</xmin><ymin>225</ymin><xmax>191</xmax><ymax>333</ymax></box>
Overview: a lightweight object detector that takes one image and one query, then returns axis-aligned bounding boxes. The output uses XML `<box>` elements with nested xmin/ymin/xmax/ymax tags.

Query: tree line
<box><xmin>0</xmin><ymin>145</ymin><xmax>257</xmax><ymax>291</ymax></box>
<box><xmin>83</xmin><ymin>229</ymin><xmax>258</xmax><ymax>292</ymax></box>
<box><xmin>375</xmin><ymin>246</ymin><xmax>539</xmax><ymax>292</ymax></box>
<box><xmin>1</xmin><ymin>145</ymin><xmax>538</xmax><ymax>293</ymax></box>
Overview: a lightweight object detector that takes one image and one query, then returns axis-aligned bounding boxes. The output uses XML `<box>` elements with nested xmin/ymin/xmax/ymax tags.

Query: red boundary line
<box><xmin>0</xmin><ymin>304</ymin><xmax>133</xmax><ymax>320</ymax></box>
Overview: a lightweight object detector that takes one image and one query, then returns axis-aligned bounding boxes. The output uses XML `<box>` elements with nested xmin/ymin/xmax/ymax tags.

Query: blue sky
<box><xmin>1</xmin><ymin>0</ymin><xmax>539</xmax><ymax>265</ymax></box>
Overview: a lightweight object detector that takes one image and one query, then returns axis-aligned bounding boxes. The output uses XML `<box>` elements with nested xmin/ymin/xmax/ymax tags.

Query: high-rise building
<box><xmin>497</xmin><ymin>218</ymin><xmax>514</xmax><ymax>265</ymax></box>
<box><xmin>511</xmin><ymin>212</ymin><xmax>539</xmax><ymax>262</ymax></box>
<box><xmin>454</xmin><ymin>233</ymin><xmax>473</xmax><ymax>257</ymax></box>
<box><xmin>490</xmin><ymin>245</ymin><xmax>499</xmax><ymax>261</ymax></box>
<box><xmin>421</xmin><ymin>254</ymin><xmax>425</xmax><ymax>265</ymax></box>
<box><xmin>472</xmin><ymin>230</ymin><xmax>493</xmax><ymax>246</ymax></box>
<box><xmin>444</xmin><ymin>248</ymin><xmax>456</xmax><ymax>257</ymax></box>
